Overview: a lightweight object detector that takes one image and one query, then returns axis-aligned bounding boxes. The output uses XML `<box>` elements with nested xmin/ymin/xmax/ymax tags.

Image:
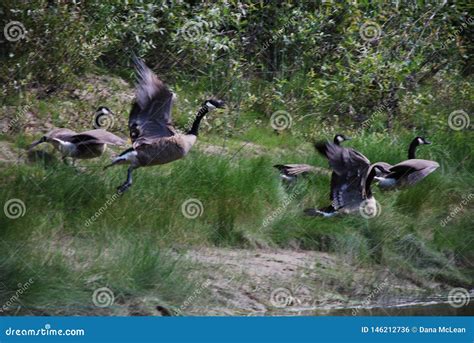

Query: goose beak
<box><xmin>28</xmin><ymin>138</ymin><xmax>45</xmax><ymax>151</ymax></box>
<box><xmin>204</xmin><ymin>99</ymin><xmax>225</xmax><ymax>109</ymax></box>
<box><xmin>424</xmin><ymin>140</ymin><xmax>432</xmax><ymax>145</ymax></box>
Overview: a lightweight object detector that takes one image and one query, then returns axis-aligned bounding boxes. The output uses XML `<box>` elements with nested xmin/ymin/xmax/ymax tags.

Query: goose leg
<box><xmin>117</xmin><ymin>166</ymin><xmax>135</xmax><ymax>194</ymax></box>
<box><xmin>103</xmin><ymin>158</ymin><xmax>122</xmax><ymax>170</ymax></box>
<box><xmin>304</xmin><ymin>205</ymin><xmax>337</xmax><ymax>218</ymax></box>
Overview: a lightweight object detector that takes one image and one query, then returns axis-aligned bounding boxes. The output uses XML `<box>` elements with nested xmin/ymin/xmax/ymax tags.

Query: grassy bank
<box><xmin>1</xmin><ymin>81</ymin><xmax>473</xmax><ymax>315</ymax></box>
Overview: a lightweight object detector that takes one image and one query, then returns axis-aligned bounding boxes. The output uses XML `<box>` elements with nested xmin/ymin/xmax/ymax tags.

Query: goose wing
<box><xmin>273</xmin><ymin>164</ymin><xmax>329</xmax><ymax>176</ymax></box>
<box><xmin>315</xmin><ymin>142</ymin><xmax>370</xmax><ymax>176</ymax></box>
<box><xmin>328</xmin><ymin>172</ymin><xmax>365</xmax><ymax>209</ymax></box>
<box><xmin>315</xmin><ymin>142</ymin><xmax>371</xmax><ymax>209</ymax></box>
<box><xmin>72</xmin><ymin>129</ymin><xmax>126</xmax><ymax>146</ymax></box>
<box><xmin>128</xmin><ymin>58</ymin><xmax>176</xmax><ymax>146</ymax></box>
<box><xmin>375</xmin><ymin>162</ymin><xmax>392</xmax><ymax>175</ymax></box>
<box><xmin>387</xmin><ymin>159</ymin><xmax>439</xmax><ymax>186</ymax></box>
<box><xmin>45</xmin><ymin>128</ymin><xmax>77</xmax><ymax>141</ymax></box>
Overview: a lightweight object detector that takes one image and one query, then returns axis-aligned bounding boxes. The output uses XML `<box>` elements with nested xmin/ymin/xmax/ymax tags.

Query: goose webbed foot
<box><xmin>117</xmin><ymin>182</ymin><xmax>131</xmax><ymax>194</ymax></box>
<box><xmin>116</xmin><ymin>166</ymin><xmax>134</xmax><ymax>194</ymax></box>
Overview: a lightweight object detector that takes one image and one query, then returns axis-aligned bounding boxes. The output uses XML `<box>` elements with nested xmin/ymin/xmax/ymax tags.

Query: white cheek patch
<box><xmin>99</xmin><ymin>108</ymin><xmax>112</xmax><ymax>116</ymax></box>
<box><xmin>417</xmin><ymin>138</ymin><xmax>423</xmax><ymax>144</ymax></box>
<box><xmin>206</xmin><ymin>102</ymin><xmax>217</xmax><ymax>111</ymax></box>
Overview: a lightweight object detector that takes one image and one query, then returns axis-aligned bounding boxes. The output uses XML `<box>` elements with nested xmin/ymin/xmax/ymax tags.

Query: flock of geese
<box><xmin>276</xmin><ymin>135</ymin><xmax>438</xmax><ymax>217</ymax></box>
<box><xmin>29</xmin><ymin>58</ymin><xmax>224</xmax><ymax>193</ymax></box>
<box><xmin>28</xmin><ymin>58</ymin><xmax>439</xmax><ymax>217</ymax></box>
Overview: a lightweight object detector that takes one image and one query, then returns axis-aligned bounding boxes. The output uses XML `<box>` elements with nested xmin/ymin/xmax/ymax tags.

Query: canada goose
<box><xmin>304</xmin><ymin>141</ymin><xmax>390</xmax><ymax>217</ymax></box>
<box><xmin>29</xmin><ymin>128</ymin><xmax>125</xmax><ymax>165</ymax></box>
<box><xmin>407</xmin><ymin>136</ymin><xmax>431</xmax><ymax>159</ymax></box>
<box><xmin>273</xmin><ymin>134</ymin><xmax>351</xmax><ymax>181</ymax></box>
<box><xmin>375</xmin><ymin>159</ymin><xmax>439</xmax><ymax>190</ymax></box>
<box><xmin>375</xmin><ymin>137</ymin><xmax>438</xmax><ymax>190</ymax></box>
<box><xmin>104</xmin><ymin>58</ymin><xmax>225</xmax><ymax>193</ymax></box>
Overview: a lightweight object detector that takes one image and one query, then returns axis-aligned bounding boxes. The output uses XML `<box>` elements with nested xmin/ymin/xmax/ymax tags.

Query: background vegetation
<box><xmin>0</xmin><ymin>1</ymin><xmax>472</xmax><ymax>315</ymax></box>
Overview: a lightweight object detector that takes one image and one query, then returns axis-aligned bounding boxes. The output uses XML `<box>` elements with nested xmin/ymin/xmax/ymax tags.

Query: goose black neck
<box><xmin>408</xmin><ymin>139</ymin><xmax>419</xmax><ymax>159</ymax></box>
<box><xmin>365</xmin><ymin>166</ymin><xmax>378</xmax><ymax>197</ymax></box>
<box><xmin>187</xmin><ymin>106</ymin><xmax>209</xmax><ymax>136</ymax></box>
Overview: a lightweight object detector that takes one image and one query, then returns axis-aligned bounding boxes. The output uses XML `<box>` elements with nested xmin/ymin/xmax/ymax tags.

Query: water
<box><xmin>284</xmin><ymin>297</ymin><xmax>474</xmax><ymax>316</ymax></box>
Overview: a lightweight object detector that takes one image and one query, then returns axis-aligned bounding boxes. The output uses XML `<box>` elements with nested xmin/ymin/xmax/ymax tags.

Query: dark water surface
<box><xmin>280</xmin><ymin>296</ymin><xmax>474</xmax><ymax>316</ymax></box>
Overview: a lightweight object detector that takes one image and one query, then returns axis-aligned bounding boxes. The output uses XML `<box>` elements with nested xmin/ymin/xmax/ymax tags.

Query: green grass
<box><xmin>1</xmin><ymin>86</ymin><xmax>473</xmax><ymax>316</ymax></box>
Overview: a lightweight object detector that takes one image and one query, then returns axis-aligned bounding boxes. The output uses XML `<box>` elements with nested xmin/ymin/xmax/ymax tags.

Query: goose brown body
<box><xmin>134</xmin><ymin>134</ymin><xmax>197</xmax><ymax>166</ymax></box>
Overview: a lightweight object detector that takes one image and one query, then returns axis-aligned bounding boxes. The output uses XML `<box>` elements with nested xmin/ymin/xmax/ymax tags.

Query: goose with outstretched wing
<box><xmin>305</xmin><ymin>141</ymin><xmax>390</xmax><ymax>217</ymax></box>
<box><xmin>105</xmin><ymin>58</ymin><xmax>224</xmax><ymax>193</ymax></box>
<box><xmin>273</xmin><ymin>134</ymin><xmax>351</xmax><ymax>182</ymax></box>
<box><xmin>29</xmin><ymin>127</ymin><xmax>125</xmax><ymax>165</ymax></box>
<box><xmin>375</xmin><ymin>136</ymin><xmax>438</xmax><ymax>190</ymax></box>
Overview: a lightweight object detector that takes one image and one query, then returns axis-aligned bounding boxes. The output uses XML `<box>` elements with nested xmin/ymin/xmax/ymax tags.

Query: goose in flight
<box><xmin>105</xmin><ymin>58</ymin><xmax>224</xmax><ymax>193</ymax></box>
<box><xmin>305</xmin><ymin>141</ymin><xmax>390</xmax><ymax>217</ymax></box>
<box><xmin>273</xmin><ymin>134</ymin><xmax>351</xmax><ymax>181</ymax></box>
